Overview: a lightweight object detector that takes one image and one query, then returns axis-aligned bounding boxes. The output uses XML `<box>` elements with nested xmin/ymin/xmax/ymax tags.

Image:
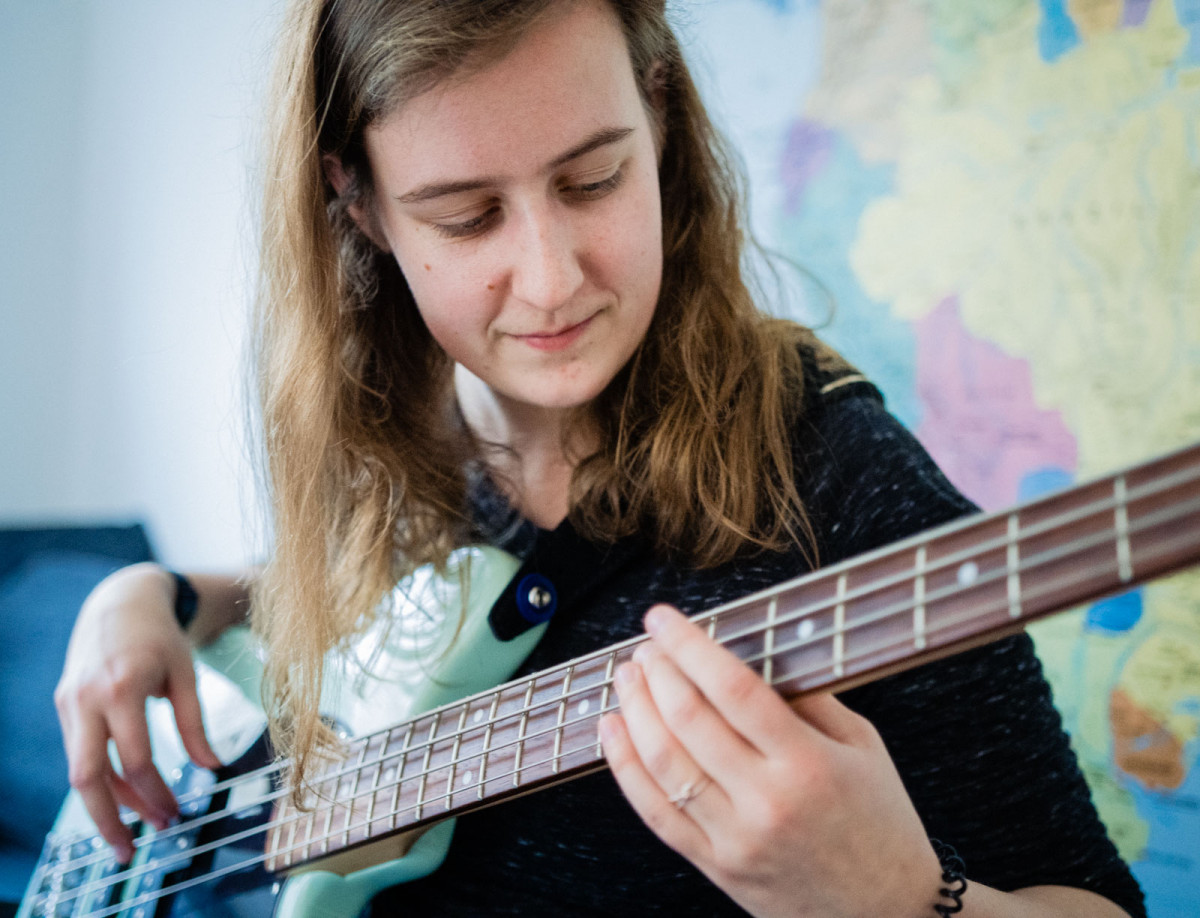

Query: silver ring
<box><xmin>668</xmin><ymin>776</ymin><xmax>710</xmax><ymax>810</ymax></box>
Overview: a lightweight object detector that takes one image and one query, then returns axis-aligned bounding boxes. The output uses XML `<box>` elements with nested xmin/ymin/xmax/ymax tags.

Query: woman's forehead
<box><xmin>366</xmin><ymin>0</ymin><xmax>646</xmax><ymax>189</ymax></box>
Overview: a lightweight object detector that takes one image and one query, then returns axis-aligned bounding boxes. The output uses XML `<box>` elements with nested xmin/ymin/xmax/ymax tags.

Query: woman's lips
<box><xmin>514</xmin><ymin>315</ymin><xmax>594</xmax><ymax>352</ymax></box>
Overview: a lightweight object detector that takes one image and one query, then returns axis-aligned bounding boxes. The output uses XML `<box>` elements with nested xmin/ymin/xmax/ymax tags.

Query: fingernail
<box><xmin>616</xmin><ymin>662</ymin><xmax>639</xmax><ymax>685</ymax></box>
<box><xmin>632</xmin><ymin>642</ymin><xmax>656</xmax><ymax>665</ymax></box>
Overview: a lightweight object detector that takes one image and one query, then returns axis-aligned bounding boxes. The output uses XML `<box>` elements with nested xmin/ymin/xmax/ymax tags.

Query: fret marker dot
<box><xmin>383</xmin><ymin>769</ymin><xmax>395</xmax><ymax>783</ymax></box>
<box><xmin>473</xmin><ymin>710</ymin><xmax>484</xmax><ymax>724</ymax></box>
<box><xmin>797</xmin><ymin>620</ymin><xmax>815</xmax><ymax>641</ymax></box>
<box><xmin>578</xmin><ymin>699</ymin><xmax>591</xmax><ymax>716</ymax></box>
<box><xmin>462</xmin><ymin>771</ymin><xmax>473</xmax><ymax>787</ymax></box>
<box><xmin>957</xmin><ymin>561</ymin><xmax>980</xmax><ymax>586</ymax></box>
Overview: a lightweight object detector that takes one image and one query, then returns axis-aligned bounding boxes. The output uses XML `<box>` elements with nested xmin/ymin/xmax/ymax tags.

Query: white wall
<box><xmin>0</xmin><ymin>0</ymin><xmax>279</xmax><ymax>570</ymax></box>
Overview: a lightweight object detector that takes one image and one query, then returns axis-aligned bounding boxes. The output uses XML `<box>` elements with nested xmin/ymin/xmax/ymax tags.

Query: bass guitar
<box><xmin>20</xmin><ymin>440</ymin><xmax>1200</xmax><ymax>918</ymax></box>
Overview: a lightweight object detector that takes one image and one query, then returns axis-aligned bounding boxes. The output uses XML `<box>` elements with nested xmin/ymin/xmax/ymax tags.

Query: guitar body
<box><xmin>20</xmin><ymin>546</ymin><xmax>532</xmax><ymax>918</ymax></box>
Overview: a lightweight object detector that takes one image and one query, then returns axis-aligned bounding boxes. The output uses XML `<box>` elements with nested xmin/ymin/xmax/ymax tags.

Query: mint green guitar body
<box><xmin>21</xmin><ymin>545</ymin><xmax>541</xmax><ymax>918</ymax></box>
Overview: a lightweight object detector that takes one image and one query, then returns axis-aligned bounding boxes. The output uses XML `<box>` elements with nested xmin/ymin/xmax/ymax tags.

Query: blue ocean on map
<box><xmin>1127</xmin><ymin>758</ymin><xmax>1200</xmax><ymax>918</ymax></box>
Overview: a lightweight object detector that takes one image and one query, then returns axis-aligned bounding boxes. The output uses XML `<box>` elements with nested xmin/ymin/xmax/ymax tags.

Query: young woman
<box><xmin>55</xmin><ymin>1</ymin><xmax>1145</xmax><ymax>915</ymax></box>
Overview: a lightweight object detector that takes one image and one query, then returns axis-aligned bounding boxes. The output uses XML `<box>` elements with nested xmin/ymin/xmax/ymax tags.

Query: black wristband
<box><xmin>931</xmin><ymin>839</ymin><xmax>967</xmax><ymax>916</ymax></box>
<box><xmin>169</xmin><ymin>570</ymin><xmax>199</xmax><ymax>631</ymax></box>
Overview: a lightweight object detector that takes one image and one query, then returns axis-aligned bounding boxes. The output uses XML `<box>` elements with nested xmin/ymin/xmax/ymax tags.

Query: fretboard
<box><xmin>265</xmin><ymin>440</ymin><xmax>1200</xmax><ymax>871</ymax></box>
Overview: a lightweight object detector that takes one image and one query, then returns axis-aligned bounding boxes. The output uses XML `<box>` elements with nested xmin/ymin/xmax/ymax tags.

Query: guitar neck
<box><xmin>266</xmin><ymin>441</ymin><xmax>1200</xmax><ymax>872</ymax></box>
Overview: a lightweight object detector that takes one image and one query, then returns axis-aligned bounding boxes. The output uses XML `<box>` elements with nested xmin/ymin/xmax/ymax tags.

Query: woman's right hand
<box><xmin>54</xmin><ymin>562</ymin><xmax>222</xmax><ymax>862</ymax></box>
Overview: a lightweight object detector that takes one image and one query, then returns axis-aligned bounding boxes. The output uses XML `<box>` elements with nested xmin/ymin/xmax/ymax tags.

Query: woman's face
<box><xmin>359</xmin><ymin>0</ymin><xmax>664</xmax><ymax>420</ymax></box>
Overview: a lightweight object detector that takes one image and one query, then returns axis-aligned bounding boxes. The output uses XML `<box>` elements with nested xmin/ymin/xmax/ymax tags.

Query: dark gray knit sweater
<box><xmin>368</xmin><ymin>373</ymin><xmax>1146</xmax><ymax>917</ymax></box>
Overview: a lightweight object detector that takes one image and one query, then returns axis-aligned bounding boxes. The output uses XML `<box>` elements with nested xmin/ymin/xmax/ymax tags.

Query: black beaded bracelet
<box><xmin>931</xmin><ymin>839</ymin><xmax>967</xmax><ymax>916</ymax></box>
<box><xmin>168</xmin><ymin>570</ymin><xmax>199</xmax><ymax>631</ymax></box>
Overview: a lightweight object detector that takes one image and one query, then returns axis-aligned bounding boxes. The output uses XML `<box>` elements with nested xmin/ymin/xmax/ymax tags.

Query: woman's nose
<box><xmin>508</xmin><ymin>207</ymin><xmax>585</xmax><ymax>312</ymax></box>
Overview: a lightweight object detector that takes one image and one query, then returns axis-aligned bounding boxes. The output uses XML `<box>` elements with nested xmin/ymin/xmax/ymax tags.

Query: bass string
<box><xmin>47</xmin><ymin>502</ymin><xmax>1200</xmax><ymax>916</ymax></box>
<box><xmin>47</xmin><ymin>486</ymin><xmax>1200</xmax><ymax>898</ymax></box>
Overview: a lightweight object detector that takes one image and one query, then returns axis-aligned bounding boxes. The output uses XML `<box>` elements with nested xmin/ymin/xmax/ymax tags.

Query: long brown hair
<box><xmin>253</xmin><ymin>0</ymin><xmax>819</xmax><ymax>796</ymax></box>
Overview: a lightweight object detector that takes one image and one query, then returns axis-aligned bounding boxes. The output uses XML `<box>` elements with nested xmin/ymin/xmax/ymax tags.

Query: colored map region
<box><xmin>683</xmin><ymin>1</ymin><xmax>1200</xmax><ymax>913</ymax></box>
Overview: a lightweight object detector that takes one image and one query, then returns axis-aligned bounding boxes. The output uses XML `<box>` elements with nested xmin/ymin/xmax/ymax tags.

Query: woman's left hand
<box><xmin>599</xmin><ymin>604</ymin><xmax>943</xmax><ymax>918</ymax></box>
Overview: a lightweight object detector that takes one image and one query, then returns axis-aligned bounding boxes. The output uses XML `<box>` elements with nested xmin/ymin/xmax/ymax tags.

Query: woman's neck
<box><xmin>455</xmin><ymin>365</ymin><xmax>595</xmax><ymax>530</ymax></box>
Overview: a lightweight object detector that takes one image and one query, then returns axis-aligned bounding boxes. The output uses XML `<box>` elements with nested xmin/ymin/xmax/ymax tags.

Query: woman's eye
<box><xmin>433</xmin><ymin>207</ymin><xmax>499</xmax><ymax>239</ymax></box>
<box><xmin>564</xmin><ymin>167</ymin><xmax>624</xmax><ymax>201</ymax></box>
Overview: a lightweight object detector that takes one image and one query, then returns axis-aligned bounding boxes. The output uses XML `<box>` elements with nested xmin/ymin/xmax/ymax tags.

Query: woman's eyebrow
<box><xmin>395</xmin><ymin>126</ymin><xmax>635</xmax><ymax>205</ymax></box>
<box><xmin>548</xmin><ymin>126</ymin><xmax>634</xmax><ymax>169</ymax></box>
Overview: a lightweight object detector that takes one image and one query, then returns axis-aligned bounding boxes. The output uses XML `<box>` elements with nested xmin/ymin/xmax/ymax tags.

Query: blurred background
<box><xmin>0</xmin><ymin>1</ymin><xmax>273</xmax><ymax>572</ymax></box>
<box><xmin>2</xmin><ymin>0</ymin><xmax>1198</xmax><ymax>915</ymax></box>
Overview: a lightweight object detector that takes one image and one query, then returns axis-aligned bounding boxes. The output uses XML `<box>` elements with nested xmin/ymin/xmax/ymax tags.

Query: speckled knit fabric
<box><xmin>367</xmin><ymin>370</ymin><xmax>1146</xmax><ymax>917</ymax></box>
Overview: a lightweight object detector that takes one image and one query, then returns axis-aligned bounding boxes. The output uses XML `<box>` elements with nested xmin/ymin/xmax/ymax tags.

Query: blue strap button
<box><xmin>516</xmin><ymin>573</ymin><xmax>557</xmax><ymax>624</ymax></box>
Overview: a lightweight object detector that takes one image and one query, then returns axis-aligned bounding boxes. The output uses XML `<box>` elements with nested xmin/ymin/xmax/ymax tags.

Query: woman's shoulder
<box><xmin>791</xmin><ymin>329</ymin><xmax>882</xmax><ymax>412</ymax></box>
<box><xmin>788</xmin><ymin>337</ymin><xmax>976</xmax><ymax>568</ymax></box>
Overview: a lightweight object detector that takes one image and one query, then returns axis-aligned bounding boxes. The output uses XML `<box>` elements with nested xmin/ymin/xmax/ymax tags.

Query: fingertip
<box><xmin>643</xmin><ymin>604</ymin><xmax>680</xmax><ymax>635</ymax></box>
<box><xmin>598</xmin><ymin>712</ymin><xmax>630</xmax><ymax>762</ymax></box>
<box><xmin>598</xmin><ymin>711</ymin><xmax>623</xmax><ymax>743</ymax></box>
<box><xmin>183</xmin><ymin>734</ymin><xmax>223</xmax><ymax>772</ymax></box>
<box><xmin>615</xmin><ymin>660</ymin><xmax>641</xmax><ymax>687</ymax></box>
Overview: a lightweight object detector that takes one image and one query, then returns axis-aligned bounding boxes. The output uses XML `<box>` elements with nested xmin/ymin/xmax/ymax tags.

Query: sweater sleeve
<box><xmin>799</xmin><ymin>388</ymin><xmax>1147</xmax><ymax>918</ymax></box>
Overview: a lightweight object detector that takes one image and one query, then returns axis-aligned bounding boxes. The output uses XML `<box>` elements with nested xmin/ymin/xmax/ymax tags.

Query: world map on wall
<box><xmin>683</xmin><ymin>1</ymin><xmax>1200</xmax><ymax>914</ymax></box>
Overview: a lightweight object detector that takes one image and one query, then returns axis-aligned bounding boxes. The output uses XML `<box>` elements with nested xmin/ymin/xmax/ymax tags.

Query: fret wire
<box><xmin>364</xmin><ymin>732</ymin><xmax>384</xmax><ymax>831</ymax></box>
<box><xmin>913</xmin><ymin>544</ymin><xmax>927</xmax><ymax>651</ymax></box>
<box><xmin>554</xmin><ymin>666</ymin><xmax>574</xmax><ymax>774</ymax></box>
<box><xmin>348</xmin><ymin>739</ymin><xmax>369</xmax><ymax>845</ymax></box>
<box><xmin>515</xmin><ymin>680</ymin><xmax>536</xmax><ymax>787</ymax></box>
<box><xmin>762</xmin><ymin>596</ymin><xmax>777</xmax><ymax>685</ymax></box>
<box><xmin>1007</xmin><ymin>513</ymin><xmax>1022</xmax><ymax>620</ymax></box>
<box><xmin>318</xmin><ymin>767</ymin><xmax>336</xmax><ymax>854</ymax></box>
<box><xmin>1115</xmin><ymin>475</ymin><xmax>1134</xmax><ymax>582</ymax></box>
<box><xmin>833</xmin><ymin>573</ymin><xmax>846</xmax><ymax>678</ymax></box>
<box><xmin>445</xmin><ymin>704</ymin><xmax>470</xmax><ymax>810</ymax></box>
<box><xmin>44</xmin><ymin>516</ymin><xmax>1200</xmax><ymax>916</ymax></box>
<box><xmin>415</xmin><ymin>712</ymin><xmax>440</xmax><ymax>822</ymax></box>
<box><xmin>390</xmin><ymin>722</ymin><xmax>415</xmax><ymax>831</ymax></box>
<box><xmin>283</xmin><ymin>800</ymin><xmax>299</xmax><ymax>868</ymax></box>
<box><xmin>706</xmin><ymin>615</ymin><xmax>717</xmax><ymax>638</ymax></box>
<box><xmin>477</xmin><ymin>692</ymin><xmax>502</xmax><ymax>800</ymax></box>
<box><xmin>596</xmin><ymin>652</ymin><xmax>617</xmax><ymax>757</ymax></box>
<box><xmin>263</xmin><ymin>807</ymin><xmax>279</xmax><ymax>872</ymax></box>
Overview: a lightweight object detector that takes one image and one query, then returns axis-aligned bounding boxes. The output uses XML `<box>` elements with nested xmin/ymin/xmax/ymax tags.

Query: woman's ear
<box><xmin>322</xmin><ymin>153</ymin><xmax>390</xmax><ymax>249</ymax></box>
